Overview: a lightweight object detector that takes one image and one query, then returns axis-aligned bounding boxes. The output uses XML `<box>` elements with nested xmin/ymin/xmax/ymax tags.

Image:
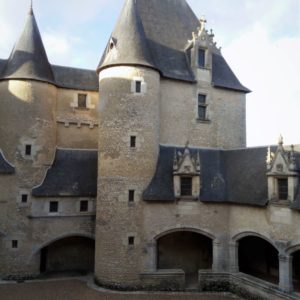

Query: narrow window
<box><xmin>135</xmin><ymin>81</ymin><xmax>142</xmax><ymax>93</ymax></box>
<box><xmin>21</xmin><ymin>194</ymin><xmax>28</xmax><ymax>203</ymax></box>
<box><xmin>49</xmin><ymin>201</ymin><xmax>58</xmax><ymax>213</ymax></box>
<box><xmin>80</xmin><ymin>200</ymin><xmax>89</xmax><ymax>212</ymax></box>
<box><xmin>25</xmin><ymin>144</ymin><xmax>32</xmax><ymax>156</ymax></box>
<box><xmin>181</xmin><ymin>177</ymin><xmax>192</xmax><ymax>196</ymax></box>
<box><xmin>78</xmin><ymin>94</ymin><xmax>87</xmax><ymax>108</ymax></box>
<box><xmin>12</xmin><ymin>240</ymin><xmax>18</xmax><ymax>249</ymax></box>
<box><xmin>198</xmin><ymin>49</ymin><xmax>205</xmax><ymax>68</ymax></box>
<box><xmin>278</xmin><ymin>178</ymin><xmax>288</xmax><ymax>200</ymax></box>
<box><xmin>198</xmin><ymin>94</ymin><xmax>207</xmax><ymax>120</ymax></box>
<box><xmin>128</xmin><ymin>236</ymin><xmax>135</xmax><ymax>246</ymax></box>
<box><xmin>130</xmin><ymin>136</ymin><xmax>136</xmax><ymax>148</ymax></box>
<box><xmin>128</xmin><ymin>190</ymin><xmax>135</xmax><ymax>202</ymax></box>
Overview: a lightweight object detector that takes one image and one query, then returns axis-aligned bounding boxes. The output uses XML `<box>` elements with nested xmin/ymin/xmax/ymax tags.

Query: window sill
<box><xmin>176</xmin><ymin>196</ymin><xmax>199</xmax><ymax>201</ymax></box>
<box><xmin>196</xmin><ymin>119</ymin><xmax>211</xmax><ymax>124</ymax></box>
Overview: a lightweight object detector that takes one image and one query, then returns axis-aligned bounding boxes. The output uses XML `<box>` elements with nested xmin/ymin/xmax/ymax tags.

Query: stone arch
<box><xmin>33</xmin><ymin>233</ymin><xmax>95</xmax><ymax>275</ymax></box>
<box><xmin>234</xmin><ymin>232</ymin><xmax>279</xmax><ymax>284</ymax></box>
<box><xmin>286</xmin><ymin>243</ymin><xmax>300</xmax><ymax>292</ymax></box>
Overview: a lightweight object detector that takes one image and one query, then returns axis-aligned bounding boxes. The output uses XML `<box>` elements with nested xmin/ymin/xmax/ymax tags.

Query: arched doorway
<box><xmin>238</xmin><ymin>236</ymin><xmax>279</xmax><ymax>284</ymax></box>
<box><xmin>157</xmin><ymin>231</ymin><xmax>213</xmax><ymax>285</ymax></box>
<box><xmin>292</xmin><ymin>250</ymin><xmax>300</xmax><ymax>292</ymax></box>
<box><xmin>40</xmin><ymin>236</ymin><xmax>95</xmax><ymax>275</ymax></box>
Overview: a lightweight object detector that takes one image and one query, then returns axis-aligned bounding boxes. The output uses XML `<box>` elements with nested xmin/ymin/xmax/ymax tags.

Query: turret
<box><xmin>95</xmin><ymin>0</ymin><xmax>160</xmax><ymax>287</ymax></box>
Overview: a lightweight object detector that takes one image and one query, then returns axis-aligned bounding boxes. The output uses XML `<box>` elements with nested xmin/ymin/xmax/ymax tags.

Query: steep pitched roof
<box><xmin>98</xmin><ymin>0</ymin><xmax>249</xmax><ymax>92</ymax></box>
<box><xmin>0</xmin><ymin>150</ymin><xmax>15</xmax><ymax>174</ymax></box>
<box><xmin>32</xmin><ymin>149</ymin><xmax>97</xmax><ymax>197</ymax></box>
<box><xmin>0</xmin><ymin>8</ymin><xmax>55</xmax><ymax>84</ymax></box>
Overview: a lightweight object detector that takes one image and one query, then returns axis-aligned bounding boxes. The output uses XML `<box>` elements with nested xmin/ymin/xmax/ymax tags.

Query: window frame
<box><xmin>80</xmin><ymin>200</ymin><xmax>89</xmax><ymax>212</ymax></box>
<box><xmin>180</xmin><ymin>177</ymin><xmax>193</xmax><ymax>197</ymax></box>
<box><xmin>130</xmin><ymin>136</ymin><xmax>136</xmax><ymax>148</ymax></box>
<box><xmin>198</xmin><ymin>48</ymin><xmax>206</xmax><ymax>68</ymax></box>
<box><xmin>197</xmin><ymin>94</ymin><xmax>208</xmax><ymax>121</ymax></box>
<box><xmin>135</xmin><ymin>81</ymin><xmax>142</xmax><ymax>93</ymax></box>
<box><xmin>277</xmin><ymin>178</ymin><xmax>288</xmax><ymax>200</ymax></box>
<box><xmin>77</xmin><ymin>93</ymin><xmax>88</xmax><ymax>109</ymax></box>
<box><xmin>25</xmin><ymin>144</ymin><xmax>32</xmax><ymax>156</ymax></box>
<box><xmin>49</xmin><ymin>201</ymin><xmax>59</xmax><ymax>213</ymax></box>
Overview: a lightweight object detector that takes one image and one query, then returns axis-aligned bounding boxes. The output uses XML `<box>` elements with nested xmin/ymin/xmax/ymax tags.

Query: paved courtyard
<box><xmin>0</xmin><ymin>279</ymin><xmax>239</xmax><ymax>300</ymax></box>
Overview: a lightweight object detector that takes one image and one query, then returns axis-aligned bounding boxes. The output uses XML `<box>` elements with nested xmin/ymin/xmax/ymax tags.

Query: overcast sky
<box><xmin>0</xmin><ymin>0</ymin><xmax>299</xmax><ymax>147</ymax></box>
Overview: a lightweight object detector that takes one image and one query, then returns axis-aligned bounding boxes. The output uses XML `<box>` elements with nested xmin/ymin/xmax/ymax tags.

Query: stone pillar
<box><xmin>279</xmin><ymin>254</ymin><xmax>293</xmax><ymax>293</ymax></box>
<box><xmin>212</xmin><ymin>240</ymin><xmax>224</xmax><ymax>272</ymax></box>
<box><xmin>147</xmin><ymin>241</ymin><xmax>157</xmax><ymax>272</ymax></box>
<box><xmin>229</xmin><ymin>241</ymin><xmax>239</xmax><ymax>273</ymax></box>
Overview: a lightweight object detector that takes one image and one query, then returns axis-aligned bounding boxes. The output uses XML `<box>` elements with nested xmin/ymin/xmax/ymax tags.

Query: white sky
<box><xmin>0</xmin><ymin>0</ymin><xmax>299</xmax><ymax>147</ymax></box>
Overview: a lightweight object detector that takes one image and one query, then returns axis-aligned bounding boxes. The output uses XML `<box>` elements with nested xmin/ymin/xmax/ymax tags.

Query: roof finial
<box><xmin>278</xmin><ymin>134</ymin><xmax>284</xmax><ymax>147</ymax></box>
<box><xmin>29</xmin><ymin>0</ymin><xmax>33</xmax><ymax>15</ymax></box>
<box><xmin>199</xmin><ymin>16</ymin><xmax>207</xmax><ymax>32</ymax></box>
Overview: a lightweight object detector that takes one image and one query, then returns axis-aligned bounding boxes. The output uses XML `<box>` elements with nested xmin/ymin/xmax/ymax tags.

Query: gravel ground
<box><xmin>0</xmin><ymin>279</ymin><xmax>239</xmax><ymax>300</ymax></box>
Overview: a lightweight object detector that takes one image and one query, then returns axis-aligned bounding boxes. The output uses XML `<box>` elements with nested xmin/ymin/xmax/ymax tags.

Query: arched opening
<box><xmin>40</xmin><ymin>236</ymin><xmax>95</xmax><ymax>275</ymax></box>
<box><xmin>157</xmin><ymin>231</ymin><xmax>213</xmax><ymax>285</ymax></box>
<box><xmin>292</xmin><ymin>250</ymin><xmax>300</xmax><ymax>292</ymax></box>
<box><xmin>238</xmin><ymin>236</ymin><xmax>279</xmax><ymax>284</ymax></box>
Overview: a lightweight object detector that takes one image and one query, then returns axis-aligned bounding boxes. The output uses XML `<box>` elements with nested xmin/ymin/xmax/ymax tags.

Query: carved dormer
<box><xmin>266</xmin><ymin>136</ymin><xmax>299</xmax><ymax>203</ymax></box>
<box><xmin>185</xmin><ymin>16</ymin><xmax>220</xmax><ymax>78</ymax></box>
<box><xmin>173</xmin><ymin>143</ymin><xmax>201</xmax><ymax>199</ymax></box>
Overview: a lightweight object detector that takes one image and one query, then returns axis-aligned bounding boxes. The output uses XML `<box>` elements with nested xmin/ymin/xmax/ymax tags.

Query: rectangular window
<box><xmin>198</xmin><ymin>94</ymin><xmax>207</xmax><ymax>120</ymax></box>
<box><xmin>198</xmin><ymin>49</ymin><xmax>205</xmax><ymax>68</ymax></box>
<box><xmin>78</xmin><ymin>94</ymin><xmax>87</xmax><ymax>108</ymax></box>
<box><xmin>128</xmin><ymin>236</ymin><xmax>135</xmax><ymax>246</ymax></box>
<box><xmin>80</xmin><ymin>200</ymin><xmax>89</xmax><ymax>212</ymax></box>
<box><xmin>49</xmin><ymin>201</ymin><xmax>58</xmax><ymax>213</ymax></box>
<box><xmin>12</xmin><ymin>240</ymin><xmax>18</xmax><ymax>249</ymax></box>
<box><xmin>135</xmin><ymin>81</ymin><xmax>142</xmax><ymax>93</ymax></box>
<box><xmin>128</xmin><ymin>190</ymin><xmax>135</xmax><ymax>202</ymax></box>
<box><xmin>25</xmin><ymin>144</ymin><xmax>32</xmax><ymax>156</ymax></box>
<box><xmin>21</xmin><ymin>194</ymin><xmax>28</xmax><ymax>203</ymax></box>
<box><xmin>130</xmin><ymin>136</ymin><xmax>136</xmax><ymax>148</ymax></box>
<box><xmin>278</xmin><ymin>178</ymin><xmax>288</xmax><ymax>200</ymax></box>
<box><xmin>181</xmin><ymin>177</ymin><xmax>192</xmax><ymax>196</ymax></box>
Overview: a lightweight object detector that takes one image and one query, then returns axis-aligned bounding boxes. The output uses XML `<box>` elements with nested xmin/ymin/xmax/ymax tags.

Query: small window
<box><xmin>128</xmin><ymin>190</ymin><xmax>135</xmax><ymax>202</ymax></box>
<box><xmin>135</xmin><ymin>81</ymin><xmax>142</xmax><ymax>93</ymax></box>
<box><xmin>25</xmin><ymin>144</ymin><xmax>32</xmax><ymax>156</ymax></box>
<box><xmin>198</xmin><ymin>49</ymin><xmax>205</xmax><ymax>68</ymax></box>
<box><xmin>278</xmin><ymin>178</ymin><xmax>288</xmax><ymax>200</ymax></box>
<box><xmin>128</xmin><ymin>236</ymin><xmax>135</xmax><ymax>246</ymax></box>
<box><xmin>78</xmin><ymin>94</ymin><xmax>87</xmax><ymax>108</ymax></box>
<box><xmin>130</xmin><ymin>136</ymin><xmax>136</xmax><ymax>148</ymax></box>
<box><xmin>80</xmin><ymin>200</ymin><xmax>89</xmax><ymax>212</ymax></box>
<box><xmin>21</xmin><ymin>194</ymin><xmax>28</xmax><ymax>203</ymax></box>
<box><xmin>181</xmin><ymin>177</ymin><xmax>192</xmax><ymax>196</ymax></box>
<box><xmin>198</xmin><ymin>94</ymin><xmax>207</xmax><ymax>120</ymax></box>
<box><xmin>49</xmin><ymin>201</ymin><xmax>58</xmax><ymax>213</ymax></box>
<box><xmin>12</xmin><ymin>240</ymin><xmax>18</xmax><ymax>249</ymax></box>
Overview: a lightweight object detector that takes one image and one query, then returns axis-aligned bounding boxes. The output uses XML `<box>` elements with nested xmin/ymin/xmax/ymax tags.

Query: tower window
<box><xmin>198</xmin><ymin>49</ymin><xmax>205</xmax><ymax>68</ymax></box>
<box><xmin>25</xmin><ymin>144</ymin><xmax>32</xmax><ymax>156</ymax></box>
<box><xmin>198</xmin><ymin>94</ymin><xmax>207</xmax><ymax>120</ymax></box>
<box><xmin>128</xmin><ymin>236</ymin><xmax>135</xmax><ymax>246</ymax></box>
<box><xmin>12</xmin><ymin>240</ymin><xmax>18</xmax><ymax>249</ymax></box>
<box><xmin>21</xmin><ymin>194</ymin><xmax>28</xmax><ymax>203</ymax></box>
<box><xmin>130</xmin><ymin>136</ymin><xmax>136</xmax><ymax>148</ymax></box>
<box><xmin>278</xmin><ymin>178</ymin><xmax>288</xmax><ymax>200</ymax></box>
<box><xmin>78</xmin><ymin>94</ymin><xmax>87</xmax><ymax>108</ymax></box>
<box><xmin>135</xmin><ymin>81</ymin><xmax>142</xmax><ymax>93</ymax></box>
<box><xmin>49</xmin><ymin>201</ymin><xmax>59</xmax><ymax>213</ymax></box>
<box><xmin>128</xmin><ymin>190</ymin><xmax>135</xmax><ymax>202</ymax></box>
<box><xmin>80</xmin><ymin>200</ymin><xmax>89</xmax><ymax>212</ymax></box>
<box><xmin>181</xmin><ymin>177</ymin><xmax>192</xmax><ymax>196</ymax></box>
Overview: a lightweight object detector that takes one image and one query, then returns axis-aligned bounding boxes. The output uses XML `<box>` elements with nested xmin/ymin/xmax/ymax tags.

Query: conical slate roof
<box><xmin>98</xmin><ymin>0</ymin><xmax>249</xmax><ymax>92</ymax></box>
<box><xmin>0</xmin><ymin>7</ymin><xmax>55</xmax><ymax>84</ymax></box>
<box><xmin>97</xmin><ymin>0</ymin><xmax>156</xmax><ymax>73</ymax></box>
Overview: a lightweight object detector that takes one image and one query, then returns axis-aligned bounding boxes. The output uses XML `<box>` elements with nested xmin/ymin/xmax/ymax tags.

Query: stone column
<box><xmin>212</xmin><ymin>240</ymin><xmax>224</xmax><ymax>272</ymax></box>
<box><xmin>229</xmin><ymin>241</ymin><xmax>239</xmax><ymax>273</ymax></box>
<box><xmin>147</xmin><ymin>241</ymin><xmax>157</xmax><ymax>272</ymax></box>
<box><xmin>279</xmin><ymin>254</ymin><xmax>293</xmax><ymax>293</ymax></box>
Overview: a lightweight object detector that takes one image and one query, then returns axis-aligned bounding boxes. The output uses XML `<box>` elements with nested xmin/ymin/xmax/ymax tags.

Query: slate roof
<box><xmin>32</xmin><ymin>149</ymin><xmax>97</xmax><ymax>197</ymax></box>
<box><xmin>0</xmin><ymin>9</ymin><xmax>55</xmax><ymax>84</ymax></box>
<box><xmin>0</xmin><ymin>150</ymin><xmax>15</xmax><ymax>174</ymax></box>
<box><xmin>98</xmin><ymin>0</ymin><xmax>249</xmax><ymax>93</ymax></box>
<box><xmin>143</xmin><ymin>145</ymin><xmax>300</xmax><ymax>208</ymax></box>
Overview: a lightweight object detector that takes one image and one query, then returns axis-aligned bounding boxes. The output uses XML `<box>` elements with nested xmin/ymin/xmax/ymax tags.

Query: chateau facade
<box><xmin>0</xmin><ymin>1</ymin><xmax>299</xmax><ymax>299</ymax></box>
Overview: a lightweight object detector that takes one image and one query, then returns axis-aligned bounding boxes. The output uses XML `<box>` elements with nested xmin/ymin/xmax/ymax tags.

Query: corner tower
<box><xmin>95</xmin><ymin>0</ymin><xmax>160</xmax><ymax>287</ymax></box>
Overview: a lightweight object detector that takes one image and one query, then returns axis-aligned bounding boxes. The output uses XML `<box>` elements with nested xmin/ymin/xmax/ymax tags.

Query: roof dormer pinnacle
<box><xmin>29</xmin><ymin>0</ymin><xmax>33</xmax><ymax>15</ymax></box>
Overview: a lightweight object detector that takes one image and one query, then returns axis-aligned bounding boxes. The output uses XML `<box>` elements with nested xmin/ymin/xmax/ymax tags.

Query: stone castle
<box><xmin>0</xmin><ymin>0</ymin><xmax>299</xmax><ymax>299</ymax></box>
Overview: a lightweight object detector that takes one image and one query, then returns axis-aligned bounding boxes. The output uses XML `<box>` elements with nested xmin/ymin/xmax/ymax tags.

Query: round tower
<box><xmin>0</xmin><ymin>6</ymin><xmax>57</xmax><ymax>188</ymax></box>
<box><xmin>95</xmin><ymin>0</ymin><xmax>160</xmax><ymax>287</ymax></box>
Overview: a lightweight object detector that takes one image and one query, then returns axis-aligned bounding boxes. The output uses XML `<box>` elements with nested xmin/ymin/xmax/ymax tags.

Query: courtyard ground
<box><xmin>0</xmin><ymin>278</ymin><xmax>240</xmax><ymax>300</ymax></box>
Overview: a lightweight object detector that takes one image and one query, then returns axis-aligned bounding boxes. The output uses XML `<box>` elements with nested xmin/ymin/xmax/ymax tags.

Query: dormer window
<box><xmin>78</xmin><ymin>94</ymin><xmax>87</xmax><ymax>108</ymax></box>
<box><xmin>198</xmin><ymin>49</ymin><xmax>205</xmax><ymax>68</ymax></box>
<box><xmin>278</xmin><ymin>178</ymin><xmax>288</xmax><ymax>200</ymax></box>
<box><xmin>181</xmin><ymin>177</ymin><xmax>192</xmax><ymax>196</ymax></box>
